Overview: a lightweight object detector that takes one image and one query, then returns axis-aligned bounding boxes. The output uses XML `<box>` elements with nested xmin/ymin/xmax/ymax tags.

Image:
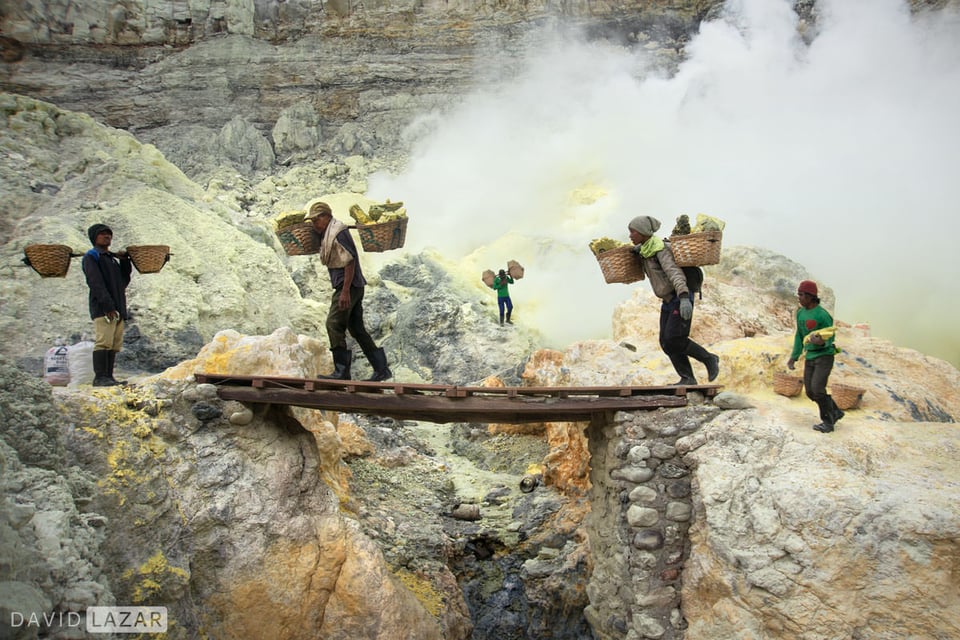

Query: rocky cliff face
<box><xmin>1</xmin><ymin>0</ymin><xmax>716</xmax><ymax>184</ymax></box>
<box><xmin>3</xmin><ymin>1</ymin><xmax>960</xmax><ymax>638</ymax></box>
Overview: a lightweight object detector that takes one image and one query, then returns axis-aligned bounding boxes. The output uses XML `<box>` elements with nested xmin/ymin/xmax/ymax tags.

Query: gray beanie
<box><xmin>628</xmin><ymin>215</ymin><xmax>661</xmax><ymax>236</ymax></box>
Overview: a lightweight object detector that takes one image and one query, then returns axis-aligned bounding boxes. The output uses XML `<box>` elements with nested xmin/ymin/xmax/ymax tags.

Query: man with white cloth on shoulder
<box><xmin>305</xmin><ymin>200</ymin><xmax>392</xmax><ymax>382</ymax></box>
<box><xmin>628</xmin><ymin>215</ymin><xmax>719</xmax><ymax>386</ymax></box>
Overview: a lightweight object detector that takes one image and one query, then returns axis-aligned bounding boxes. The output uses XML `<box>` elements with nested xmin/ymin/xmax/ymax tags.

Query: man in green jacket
<box><xmin>787</xmin><ymin>280</ymin><xmax>843</xmax><ymax>433</ymax></box>
<box><xmin>493</xmin><ymin>269</ymin><xmax>515</xmax><ymax>326</ymax></box>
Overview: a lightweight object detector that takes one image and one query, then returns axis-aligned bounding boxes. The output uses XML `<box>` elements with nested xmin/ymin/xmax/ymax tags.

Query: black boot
<box><xmin>667</xmin><ymin>352</ymin><xmax>697</xmax><ymax>386</ymax></box>
<box><xmin>92</xmin><ymin>350</ymin><xmax>118</xmax><ymax>387</ymax></box>
<box><xmin>506</xmin><ymin>311</ymin><xmax>513</xmax><ymax>325</ymax></box>
<box><xmin>685</xmin><ymin>342</ymin><xmax>720</xmax><ymax>382</ymax></box>
<box><xmin>830</xmin><ymin>399</ymin><xmax>845</xmax><ymax>424</ymax></box>
<box><xmin>105</xmin><ymin>350</ymin><xmax>122</xmax><ymax>386</ymax></box>
<box><xmin>319</xmin><ymin>347</ymin><xmax>352</xmax><ymax>380</ymax></box>
<box><xmin>365</xmin><ymin>347</ymin><xmax>393</xmax><ymax>382</ymax></box>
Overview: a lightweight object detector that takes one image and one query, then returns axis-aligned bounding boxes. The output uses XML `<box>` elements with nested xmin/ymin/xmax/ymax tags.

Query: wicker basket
<box><xmin>481</xmin><ymin>269</ymin><xmax>495</xmax><ymax>288</ymax></box>
<box><xmin>277</xmin><ymin>222</ymin><xmax>319</xmax><ymax>256</ymax></box>
<box><xmin>126</xmin><ymin>245</ymin><xmax>171</xmax><ymax>274</ymax></box>
<box><xmin>595</xmin><ymin>245</ymin><xmax>644</xmax><ymax>284</ymax></box>
<box><xmin>23</xmin><ymin>244</ymin><xmax>75</xmax><ymax>278</ymax></box>
<box><xmin>830</xmin><ymin>383</ymin><xmax>865</xmax><ymax>410</ymax></box>
<box><xmin>507</xmin><ymin>260</ymin><xmax>524</xmax><ymax>280</ymax></box>
<box><xmin>670</xmin><ymin>230</ymin><xmax>723</xmax><ymax>267</ymax></box>
<box><xmin>773</xmin><ymin>372</ymin><xmax>803</xmax><ymax>397</ymax></box>
<box><xmin>356</xmin><ymin>217</ymin><xmax>408</xmax><ymax>253</ymax></box>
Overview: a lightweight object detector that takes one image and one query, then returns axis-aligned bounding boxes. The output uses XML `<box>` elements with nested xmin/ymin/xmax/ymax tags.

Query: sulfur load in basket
<box><xmin>830</xmin><ymin>383</ymin><xmax>865</xmax><ymax>410</ymax></box>
<box><xmin>669</xmin><ymin>213</ymin><xmax>725</xmax><ymax>267</ymax></box>
<box><xmin>274</xmin><ymin>210</ymin><xmax>319</xmax><ymax>256</ymax></box>
<box><xmin>23</xmin><ymin>244</ymin><xmax>77</xmax><ymax>277</ymax></box>
<box><xmin>773</xmin><ymin>372</ymin><xmax>803</xmax><ymax>397</ymax></box>
<box><xmin>126</xmin><ymin>245</ymin><xmax>171</xmax><ymax>274</ymax></box>
<box><xmin>350</xmin><ymin>200</ymin><xmax>408</xmax><ymax>252</ymax></box>
<box><xmin>590</xmin><ymin>238</ymin><xmax>644</xmax><ymax>284</ymax></box>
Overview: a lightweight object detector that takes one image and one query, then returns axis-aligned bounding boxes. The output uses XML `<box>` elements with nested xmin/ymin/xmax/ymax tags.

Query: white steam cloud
<box><xmin>368</xmin><ymin>0</ymin><xmax>960</xmax><ymax>366</ymax></box>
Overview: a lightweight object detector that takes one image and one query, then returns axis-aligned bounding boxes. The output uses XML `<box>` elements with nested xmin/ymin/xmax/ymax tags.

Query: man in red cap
<box><xmin>787</xmin><ymin>280</ymin><xmax>843</xmax><ymax>433</ymax></box>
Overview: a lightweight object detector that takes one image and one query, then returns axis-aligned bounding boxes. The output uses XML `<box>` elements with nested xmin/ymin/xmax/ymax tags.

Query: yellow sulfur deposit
<box><xmin>589</xmin><ymin>237</ymin><xmax>630</xmax><ymax>256</ymax></box>
<box><xmin>349</xmin><ymin>204</ymin><xmax>373</xmax><ymax>225</ymax></box>
<box><xmin>274</xmin><ymin>210</ymin><xmax>307</xmax><ymax>231</ymax></box>
<box><xmin>691</xmin><ymin>213</ymin><xmax>725</xmax><ymax>233</ymax></box>
<box><xmin>351</xmin><ymin>199</ymin><xmax>408</xmax><ymax>225</ymax></box>
<box><xmin>804</xmin><ymin>326</ymin><xmax>837</xmax><ymax>345</ymax></box>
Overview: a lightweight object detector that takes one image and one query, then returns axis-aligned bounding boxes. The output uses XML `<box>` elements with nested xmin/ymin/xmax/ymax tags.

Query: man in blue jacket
<box><xmin>81</xmin><ymin>223</ymin><xmax>132</xmax><ymax>386</ymax></box>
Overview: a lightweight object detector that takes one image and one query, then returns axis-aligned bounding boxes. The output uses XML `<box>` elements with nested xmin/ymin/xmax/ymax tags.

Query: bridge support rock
<box><xmin>583</xmin><ymin>404</ymin><xmax>720</xmax><ymax>640</ymax></box>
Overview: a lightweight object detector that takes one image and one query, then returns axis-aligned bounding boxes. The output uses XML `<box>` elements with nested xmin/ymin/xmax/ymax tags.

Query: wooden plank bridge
<box><xmin>195</xmin><ymin>374</ymin><xmax>722</xmax><ymax>424</ymax></box>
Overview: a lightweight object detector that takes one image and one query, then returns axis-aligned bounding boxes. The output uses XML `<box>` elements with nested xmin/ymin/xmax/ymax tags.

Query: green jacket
<box><xmin>791</xmin><ymin>305</ymin><xmax>836</xmax><ymax>361</ymax></box>
<box><xmin>493</xmin><ymin>275</ymin><xmax>514</xmax><ymax>298</ymax></box>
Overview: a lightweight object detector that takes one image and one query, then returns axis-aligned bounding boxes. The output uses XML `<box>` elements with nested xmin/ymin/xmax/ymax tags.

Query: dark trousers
<box><xmin>498</xmin><ymin>296</ymin><xmax>513</xmax><ymax>322</ymax></box>
<box><xmin>326</xmin><ymin>286</ymin><xmax>378</xmax><ymax>358</ymax></box>
<box><xmin>804</xmin><ymin>354</ymin><xmax>840</xmax><ymax>424</ymax></box>
<box><xmin>660</xmin><ymin>294</ymin><xmax>711</xmax><ymax>381</ymax></box>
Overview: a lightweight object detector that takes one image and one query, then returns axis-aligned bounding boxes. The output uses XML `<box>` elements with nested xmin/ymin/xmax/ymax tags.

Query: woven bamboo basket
<box><xmin>276</xmin><ymin>222</ymin><xmax>319</xmax><ymax>256</ymax></box>
<box><xmin>126</xmin><ymin>245</ymin><xmax>171</xmax><ymax>274</ymax></box>
<box><xmin>830</xmin><ymin>383</ymin><xmax>865</xmax><ymax>410</ymax></box>
<box><xmin>773</xmin><ymin>372</ymin><xmax>803</xmax><ymax>397</ymax></box>
<box><xmin>595</xmin><ymin>245</ymin><xmax>644</xmax><ymax>284</ymax></box>
<box><xmin>507</xmin><ymin>260</ymin><xmax>524</xmax><ymax>280</ymax></box>
<box><xmin>23</xmin><ymin>244</ymin><xmax>75</xmax><ymax>278</ymax></box>
<box><xmin>356</xmin><ymin>217</ymin><xmax>408</xmax><ymax>253</ymax></box>
<box><xmin>481</xmin><ymin>269</ymin><xmax>495</xmax><ymax>288</ymax></box>
<box><xmin>670</xmin><ymin>230</ymin><xmax>723</xmax><ymax>267</ymax></box>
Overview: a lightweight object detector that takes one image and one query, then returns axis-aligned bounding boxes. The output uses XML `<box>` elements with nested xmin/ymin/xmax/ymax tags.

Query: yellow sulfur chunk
<box><xmin>349</xmin><ymin>204</ymin><xmax>374</xmax><ymax>225</ymax></box>
<box><xmin>589</xmin><ymin>237</ymin><xmax>630</xmax><ymax>256</ymax></box>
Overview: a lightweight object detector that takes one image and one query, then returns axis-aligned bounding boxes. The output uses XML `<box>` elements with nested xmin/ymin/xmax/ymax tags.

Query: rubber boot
<box><xmin>92</xmin><ymin>350</ymin><xmax>118</xmax><ymax>387</ymax></box>
<box><xmin>365</xmin><ymin>347</ymin><xmax>393</xmax><ymax>382</ymax></box>
<box><xmin>105</xmin><ymin>350</ymin><xmax>122</xmax><ymax>386</ymax></box>
<box><xmin>830</xmin><ymin>398</ymin><xmax>845</xmax><ymax>424</ymax></box>
<box><xmin>667</xmin><ymin>352</ymin><xmax>697</xmax><ymax>386</ymax></box>
<box><xmin>685</xmin><ymin>342</ymin><xmax>720</xmax><ymax>382</ymax></box>
<box><xmin>506</xmin><ymin>311</ymin><xmax>513</xmax><ymax>325</ymax></box>
<box><xmin>318</xmin><ymin>347</ymin><xmax>352</xmax><ymax>380</ymax></box>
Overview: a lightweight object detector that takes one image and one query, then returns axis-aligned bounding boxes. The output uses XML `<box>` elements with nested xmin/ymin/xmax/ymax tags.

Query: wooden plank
<box><xmin>213</xmin><ymin>387</ymin><xmax>687</xmax><ymax>424</ymax></box>
<box><xmin>193</xmin><ymin>374</ymin><xmax>722</xmax><ymax>399</ymax></box>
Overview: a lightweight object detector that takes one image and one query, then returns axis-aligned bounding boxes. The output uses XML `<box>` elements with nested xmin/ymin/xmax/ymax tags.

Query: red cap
<box><xmin>798</xmin><ymin>280</ymin><xmax>818</xmax><ymax>296</ymax></box>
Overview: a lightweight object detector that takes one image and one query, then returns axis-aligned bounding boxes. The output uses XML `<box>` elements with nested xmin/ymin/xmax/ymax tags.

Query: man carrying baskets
<box><xmin>628</xmin><ymin>215</ymin><xmax>720</xmax><ymax>386</ymax></box>
<box><xmin>305</xmin><ymin>200</ymin><xmax>392</xmax><ymax>382</ymax></box>
<box><xmin>81</xmin><ymin>223</ymin><xmax>133</xmax><ymax>387</ymax></box>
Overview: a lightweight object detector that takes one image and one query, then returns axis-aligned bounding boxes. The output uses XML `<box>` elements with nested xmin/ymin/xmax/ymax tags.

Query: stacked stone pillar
<box><xmin>583</xmin><ymin>405</ymin><xmax>718</xmax><ymax>640</ymax></box>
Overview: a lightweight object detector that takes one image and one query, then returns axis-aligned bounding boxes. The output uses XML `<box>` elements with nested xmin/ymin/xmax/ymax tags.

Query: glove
<box><xmin>679</xmin><ymin>297</ymin><xmax>693</xmax><ymax>321</ymax></box>
<box><xmin>787</xmin><ymin>358</ymin><xmax>796</xmax><ymax>370</ymax></box>
<box><xmin>808</xmin><ymin>333</ymin><xmax>825</xmax><ymax>346</ymax></box>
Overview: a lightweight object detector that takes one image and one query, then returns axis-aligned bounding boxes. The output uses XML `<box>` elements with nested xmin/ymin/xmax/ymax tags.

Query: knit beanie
<box><xmin>87</xmin><ymin>223</ymin><xmax>112</xmax><ymax>246</ymax></box>
<box><xmin>628</xmin><ymin>216</ymin><xmax>661</xmax><ymax>236</ymax></box>
<box><xmin>798</xmin><ymin>280</ymin><xmax>818</xmax><ymax>296</ymax></box>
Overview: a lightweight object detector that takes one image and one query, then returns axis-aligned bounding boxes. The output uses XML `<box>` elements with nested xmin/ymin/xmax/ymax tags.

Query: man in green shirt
<box><xmin>787</xmin><ymin>280</ymin><xmax>843</xmax><ymax>433</ymax></box>
<box><xmin>493</xmin><ymin>269</ymin><xmax>515</xmax><ymax>326</ymax></box>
